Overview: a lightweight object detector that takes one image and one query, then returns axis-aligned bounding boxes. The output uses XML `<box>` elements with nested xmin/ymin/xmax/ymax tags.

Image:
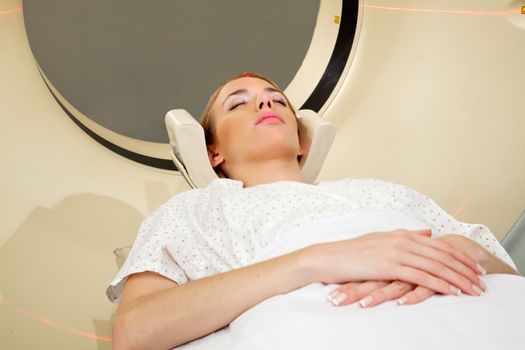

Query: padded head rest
<box><xmin>165</xmin><ymin>109</ymin><xmax>335</xmax><ymax>188</ymax></box>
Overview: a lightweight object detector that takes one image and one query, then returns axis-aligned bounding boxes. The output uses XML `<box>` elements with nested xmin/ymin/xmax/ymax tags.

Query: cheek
<box><xmin>214</xmin><ymin>117</ymin><xmax>250</xmax><ymax>151</ymax></box>
<box><xmin>280</xmin><ymin>107</ymin><xmax>298</xmax><ymax>128</ymax></box>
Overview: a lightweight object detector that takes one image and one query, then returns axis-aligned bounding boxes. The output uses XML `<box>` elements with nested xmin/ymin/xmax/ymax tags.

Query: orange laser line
<box><xmin>364</xmin><ymin>4</ymin><xmax>520</xmax><ymax>17</ymax></box>
<box><xmin>1</xmin><ymin>298</ymin><xmax>112</xmax><ymax>343</ymax></box>
<box><xmin>0</xmin><ymin>5</ymin><xmax>22</xmax><ymax>15</ymax></box>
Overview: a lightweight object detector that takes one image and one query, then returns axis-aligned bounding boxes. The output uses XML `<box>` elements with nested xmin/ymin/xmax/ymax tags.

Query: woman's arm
<box><xmin>113</xmin><ymin>248</ymin><xmax>312</xmax><ymax>350</ymax></box>
<box><xmin>113</xmin><ymin>229</ymin><xmax>484</xmax><ymax>350</ymax></box>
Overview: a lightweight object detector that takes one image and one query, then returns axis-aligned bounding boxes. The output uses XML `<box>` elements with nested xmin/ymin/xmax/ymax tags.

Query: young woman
<box><xmin>108</xmin><ymin>73</ymin><xmax>518</xmax><ymax>350</ymax></box>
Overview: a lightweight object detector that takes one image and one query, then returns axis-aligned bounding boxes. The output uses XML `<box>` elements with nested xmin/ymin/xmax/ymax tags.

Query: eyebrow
<box><xmin>222</xmin><ymin>87</ymin><xmax>283</xmax><ymax>107</ymax></box>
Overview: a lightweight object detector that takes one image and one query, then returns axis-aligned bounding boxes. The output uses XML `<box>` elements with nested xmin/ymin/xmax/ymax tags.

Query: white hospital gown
<box><xmin>106</xmin><ymin>178</ymin><xmax>514</xmax><ymax>303</ymax></box>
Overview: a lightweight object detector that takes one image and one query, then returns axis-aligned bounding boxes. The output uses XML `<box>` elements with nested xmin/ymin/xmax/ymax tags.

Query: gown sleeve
<box><xmin>106</xmin><ymin>195</ymin><xmax>192</xmax><ymax>303</ymax></box>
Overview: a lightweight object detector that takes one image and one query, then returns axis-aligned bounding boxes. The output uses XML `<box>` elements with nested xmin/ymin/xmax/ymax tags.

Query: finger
<box><xmin>397</xmin><ymin>286</ymin><xmax>436</xmax><ymax>306</ymax></box>
<box><xmin>393</xmin><ymin>230</ymin><xmax>481</xmax><ymax>277</ymax></box>
<box><xmin>408</xmin><ymin>239</ymin><xmax>481</xmax><ymax>290</ymax></box>
<box><xmin>359</xmin><ymin>281</ymin><xmax>415</xmax><ymax>308</ymax></box>
<box><xmin>392</xmin><ymin>264</ymin><xmax>467</xmax><ymax>296</ymax></box>
<box><xmin>328</xmin><ymin>281</ymin><xmax>388</xmax><ymax>306</ymax></box>
<box><xmin>397</xmin><ymin>251</ymin><xmax>482</xmax><ymax>296</ymax></box>
<box><xmin>399</xmin><ymin>235</ymin><xmax>484</xmax><ymax>291</ymax></box>
<box><xmin>410</xmin><ymin>233</ymin><xmax>483</xmax><ymax>277</ymax></box>
<box><xmin>326</xmin><ymin>281</ymin><xmax>360</xmax><ymax>306</ymax></box>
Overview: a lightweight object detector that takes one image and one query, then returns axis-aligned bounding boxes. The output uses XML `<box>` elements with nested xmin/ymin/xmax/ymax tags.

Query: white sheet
<box><xmin>177</xmin><ymin>211</ymin><xmax>525</xmax><ymax>349</ymax></box>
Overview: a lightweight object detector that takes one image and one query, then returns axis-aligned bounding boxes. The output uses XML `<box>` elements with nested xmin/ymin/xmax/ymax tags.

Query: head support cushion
<box><xmin>165</xmin><ymin>109</ymin><xmax>335</xmax><ymax>188</ymax></box>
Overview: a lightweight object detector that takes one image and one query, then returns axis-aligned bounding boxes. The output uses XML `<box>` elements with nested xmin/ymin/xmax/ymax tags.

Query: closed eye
<box><xmin>270</xmin><ymin>92</ymin><xmax>287</xmax><ymax>107</ymax></box>
<box><xmin>229</xmin><ymin>101</ymin><xmax>245</xmax><ymax>111</ymax></box>
<box><xmin>273</xmin><ymin>97</ymin><xmax>287</xmax><ymax>107</ymax></box>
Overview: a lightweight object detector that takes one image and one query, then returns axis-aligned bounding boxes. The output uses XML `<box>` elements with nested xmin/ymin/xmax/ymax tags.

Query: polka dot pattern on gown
<box><xmin>106</xmin><ymin>178</ymin><xmax>514</xmax><ymax>303</ymax></box>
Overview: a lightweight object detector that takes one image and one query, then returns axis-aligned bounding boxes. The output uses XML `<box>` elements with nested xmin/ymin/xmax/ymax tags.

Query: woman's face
<box><xmin>208</xmin><ymin>77</ymin><xmax>302</xmax><ymax>173</ymax></box>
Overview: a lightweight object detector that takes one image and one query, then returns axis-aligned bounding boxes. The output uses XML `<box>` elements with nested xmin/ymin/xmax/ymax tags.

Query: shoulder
<box><xmin>318</xmin><ymin>178</ymin><xmax>430</xmax><ymax>205</ymax></box>
<box><xmin>151</xmin><ymin>180</ymin><xmax>234</xmax><ymax>214</ymax></box>
<box><xmin>142</xmin><ymin>178</ymin><xmax>244</xmax><ymax>225</ymax></box>
<box><xmin>318</xmin><ymin>177</ymin><xmax>411</xmax><ymax>191</ymax></box>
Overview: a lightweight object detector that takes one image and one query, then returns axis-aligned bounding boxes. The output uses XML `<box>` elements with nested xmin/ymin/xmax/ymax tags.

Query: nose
<box><xmin>256</xmin><ymin>93</ymin><xmax>273</xmax><ymax>111</ymax></box>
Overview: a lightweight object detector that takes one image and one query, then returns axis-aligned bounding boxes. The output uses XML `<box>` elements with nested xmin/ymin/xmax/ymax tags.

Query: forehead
<box><xmin>217</xmin><ymin>77</ymin><xmax>278</xmax><ymax>101</ymax></box>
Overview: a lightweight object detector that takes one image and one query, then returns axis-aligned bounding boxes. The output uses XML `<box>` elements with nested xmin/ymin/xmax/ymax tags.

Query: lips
<box><xmin>255</xmin><ymin>112</ymin><xmax>284</xmax><ymax>125</ymax></box>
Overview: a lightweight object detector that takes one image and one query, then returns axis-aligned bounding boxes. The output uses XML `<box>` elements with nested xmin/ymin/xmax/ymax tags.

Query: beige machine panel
<box><xmin>1</xmin><ymin>0</ymin><xmax>524</xmax><ymax>349</ymax></box>
<box><xmin>320</xmin><ymin>0</ymin><xmax>525</xmax><ymax>239</ymax></box>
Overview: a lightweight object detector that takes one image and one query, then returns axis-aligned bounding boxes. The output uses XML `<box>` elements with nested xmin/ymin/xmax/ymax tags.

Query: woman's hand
<box><xmin>308</xmin><ymin>229</ymin><xmax>486</xmax><ymax>298</ymax></box>
<box><xmin>326</xmin><ymin>232</ymin><xmax>520</xmax><ymax>308</ymax></box>
<box><xmin>327</xmin><ymin>281</ymin><xmax>437</xmax><ymax>307</ymax></box>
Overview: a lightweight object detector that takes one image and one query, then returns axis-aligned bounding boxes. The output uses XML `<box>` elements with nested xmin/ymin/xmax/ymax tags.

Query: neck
<box><xmin>224</xmin><ymin>159</ymin><xmax>304</xmax><ymax>187</ymax></box>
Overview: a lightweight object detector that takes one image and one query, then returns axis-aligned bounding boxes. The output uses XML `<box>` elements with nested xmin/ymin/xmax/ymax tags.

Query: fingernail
<box><xmin>359</xmin><ymin>296</ymin><xmax>373</xmax><ymax>308</ymax></box>
<box><xmin>326</xmin><ymin>291</ymin><xmax>336</xmax><ymax>304</ymax></box>
<box><xmin>479</xmin><ymin>279</ymin><xmax>487</xmax><ymax>291</ymax></box>
<box><xmin>477</xmin><ymin>263</ymin><xmax>487</xmax><ymax>275</ymax></box>
<box><xmin>472</xmin><ymin>284</ymin><xmax>483</xmax><ymax>296</ymax></box>
<box><xmin>327</xmin><ymin>291</ymin><xmax>347</xmax><ymax>306</ymax></box>
<box><xmin>449</xmin><ymin>285</ymin><xmax>461</xmax><ymax>296</ymax></box>
<box><xmin>397</xmin><ymin>296</ymin><xmax>408</xmax><ymax>305</ymax></box>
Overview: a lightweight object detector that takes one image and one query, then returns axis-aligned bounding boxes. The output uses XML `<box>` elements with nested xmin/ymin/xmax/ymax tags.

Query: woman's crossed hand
<box><xmin>306</xmin><ymin>229</ymin><xmax>486</xmax><ymax>307</ymax></box>
<box><xmin>327</xmin><ymin>281</ymin><xmax>438</xmax><ymax>307</ymax></box>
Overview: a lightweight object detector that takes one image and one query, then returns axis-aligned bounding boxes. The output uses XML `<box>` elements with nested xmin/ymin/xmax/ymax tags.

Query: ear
<box><xmin>207</xmin><ymin>145</ymin><xmax>224</xmax><ymax>168</ymax></box>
